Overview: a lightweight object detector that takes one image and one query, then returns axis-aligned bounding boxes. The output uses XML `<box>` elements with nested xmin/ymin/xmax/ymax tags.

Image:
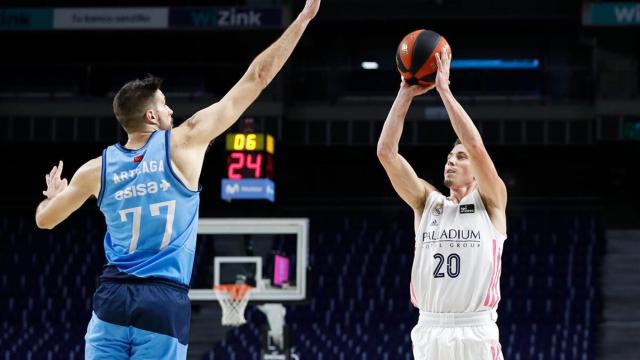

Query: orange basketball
<box><xmin>396</xmin><ymin>29</ymin><xmax>451</xmax><ymax>87</ymax></box>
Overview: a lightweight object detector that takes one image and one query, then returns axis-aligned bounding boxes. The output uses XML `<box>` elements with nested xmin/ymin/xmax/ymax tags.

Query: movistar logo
<box><xmin>225</xmin><ymin>184</ymin><xmax>240</xmax><ymax>194</ymax></box>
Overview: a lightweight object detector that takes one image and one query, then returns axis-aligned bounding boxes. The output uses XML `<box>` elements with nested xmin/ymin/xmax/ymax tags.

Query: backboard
<box><xmin>189</xmin><ymin>218</ymin><xmax>309</xmax><ymax>302</ymax></box>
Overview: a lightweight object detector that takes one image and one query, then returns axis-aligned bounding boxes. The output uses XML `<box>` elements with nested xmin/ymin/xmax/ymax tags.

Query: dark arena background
<box><xmin>1</xmin><ymin>0</ymin><xmax>640</xmax><ymax>359</ymax></box>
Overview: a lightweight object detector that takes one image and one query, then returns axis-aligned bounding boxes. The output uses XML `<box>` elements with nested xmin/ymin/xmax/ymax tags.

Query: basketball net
<box><xmin>214</xmin><ymin>284</ymin><xmax>253</xmax><ymax>326</ymax></box>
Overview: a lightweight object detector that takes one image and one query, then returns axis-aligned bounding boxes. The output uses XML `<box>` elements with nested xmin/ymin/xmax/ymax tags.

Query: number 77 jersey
<box><xmin>410</xmin><ymin>190</ymin><xmax>507</xmax><ymax>313</ymax></box>
<box><xmin>98</xmin><ymin>130</ymin><xmax>200</xmax><ymax>286</ymax></box>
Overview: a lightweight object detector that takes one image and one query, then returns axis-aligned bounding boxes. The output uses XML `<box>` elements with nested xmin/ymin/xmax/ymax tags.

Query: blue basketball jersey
<box><xmin>97</xmin><ymin>130</ymin><xmax>200</xmax><ymax>286</ymax></box>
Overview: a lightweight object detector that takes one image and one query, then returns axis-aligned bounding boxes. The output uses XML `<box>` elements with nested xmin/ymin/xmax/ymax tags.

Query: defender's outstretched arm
<box><xmin>176</xmin><ymin>0</ymin><xmax>321</xmax><ymax>146</ymax></box>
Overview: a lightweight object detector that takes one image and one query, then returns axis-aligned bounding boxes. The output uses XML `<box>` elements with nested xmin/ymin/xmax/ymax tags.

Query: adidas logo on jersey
<box><xmin>430</xmin><ymin>219</ymin><xmax>438</xmax><ymax>227</ymax></box>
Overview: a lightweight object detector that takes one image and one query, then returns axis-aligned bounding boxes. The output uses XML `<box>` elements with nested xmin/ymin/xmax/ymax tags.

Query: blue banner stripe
<box><xmin>452</xmin><ymin>59</ymin><xmax>540</xmax><ymax>70</ymax></box>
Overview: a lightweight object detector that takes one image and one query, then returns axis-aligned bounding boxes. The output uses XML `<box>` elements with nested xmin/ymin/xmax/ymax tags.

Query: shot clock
<box><xmin>221</xmin><ymin>133</ymin><xmax>275</xmax><ymax>202</ymax></box>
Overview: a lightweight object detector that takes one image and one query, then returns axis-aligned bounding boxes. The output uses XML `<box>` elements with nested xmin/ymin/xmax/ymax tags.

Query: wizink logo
<box><xmin>191</xmin><ymin>8</ymin><xmax>263</xmax><ymax>27</ymax></box>
<box><xmin>586</xmin><ymin>3</ymin><xmax>640</xmax><ymax>25</ymax></box>
<box><xmin>614</xmin><ymin>4</ymin><xmax>640</xmax><ymax>23</ymax></box>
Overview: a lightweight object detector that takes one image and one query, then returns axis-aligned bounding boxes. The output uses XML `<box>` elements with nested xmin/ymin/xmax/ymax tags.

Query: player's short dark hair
<box><xmin>453</xmin><ymin>138</ymin><xmax>462</xmax><ymax>147</ymax></box>
<box><xmin>113</xmin><ymin>75</ymin><xmax>163</xmax><ymax>132</ymax></box>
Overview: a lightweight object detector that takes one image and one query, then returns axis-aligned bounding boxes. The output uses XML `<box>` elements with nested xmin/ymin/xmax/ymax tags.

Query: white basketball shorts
<box><xmin>410</xmin><ymin>310</ymin><xmax>503</xmax><ymax>360</ymax></box>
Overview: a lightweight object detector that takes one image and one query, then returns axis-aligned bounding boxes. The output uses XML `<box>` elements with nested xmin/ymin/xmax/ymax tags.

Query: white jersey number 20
<box><xmin>433</xmin><ymin>253</ymin><xmax>461</xmax><ymax>278</ymax></box>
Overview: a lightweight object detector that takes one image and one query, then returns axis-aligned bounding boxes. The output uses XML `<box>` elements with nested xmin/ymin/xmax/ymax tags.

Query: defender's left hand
<box><xmin>43</xmin><ymin>160</ymin><xmax>68</xmax><ymax>199</ymax></box>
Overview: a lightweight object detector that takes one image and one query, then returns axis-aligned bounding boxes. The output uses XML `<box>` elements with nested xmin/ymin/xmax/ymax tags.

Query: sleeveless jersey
<box><xmin>97</xmin><ymin>130</ymin><xmax>200</xmax><ymax>286</ymax></box>
<box><xmin>410</xmin><ymin>189</ymin><xmax>507</xmax><ymax>313</ymax></box>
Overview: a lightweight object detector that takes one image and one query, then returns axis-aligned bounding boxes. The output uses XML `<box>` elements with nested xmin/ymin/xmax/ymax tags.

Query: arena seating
<box><xmin>199</xmin><ymin>207</ymin><xmax>602</xmax><ymax>359</ymax></box>
<box><xmin>0</xmin><ymin>214</ymin><xmax>101</xmax><ymax>359</ymax></box>
<box><xmin>0</xmin><ymin>206</ymin><xmax>601</xmax><ymax>359</ymax></box>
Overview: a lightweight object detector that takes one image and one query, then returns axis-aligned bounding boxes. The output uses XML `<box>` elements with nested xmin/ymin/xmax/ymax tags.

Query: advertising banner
<box><xmin>0</xmin><ymin>8</ymin><xmax>53</xmax><ymax>30</ymax></box>
<box><xmin>53</xmin><ymin>7</ymin><xmax>169</xmax><ymax>29</ymax></box>
<box><xmin>221</xmin><ymin>179</ymin><xmax>275</xmax><ymax>202</ymax></box>
<box><xmin>583</xmin><ymin>2</ymin><xmax>640</xmax><ymax>26</ymax></box>
<box><xmin>170</xmin><ymin>7</ymin><xmax>286</xmax><ymax>29</ymax></box>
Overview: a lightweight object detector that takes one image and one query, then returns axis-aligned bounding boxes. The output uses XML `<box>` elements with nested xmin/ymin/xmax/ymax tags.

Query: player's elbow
<box><xmin>248</xmin><ymin>63</ymin><xmax>270</xmax><ymax>90</ymax></box>
<box><xmin>376</xmin><ymin>143</ymin><xmax>394</xmax><ymax>162</ymax></box>
<box><xmin>256</xmin><ymin>69</ymin><xmax>271</xmax><ymax>90</ymax></box>
<box><xmin>35</xmin><ymin>213</ymin><xmax>55</xmax><ymax>230</ymax></box>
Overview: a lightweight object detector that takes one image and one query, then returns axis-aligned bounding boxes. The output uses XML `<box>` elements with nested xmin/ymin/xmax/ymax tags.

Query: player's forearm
<box><xmin>438</xmin><ymin>88</ymin><xmax>483</xmax><ymax>149</ymax></box>
<box><xmin>248</xmin><ymin>14</ymin><xmax>312</xmax><ymax>89</ymax></box>
<box><xmin>377</xmin><ymin>90</ymin><xmax>413</xmax><ymax>158</ymax></box>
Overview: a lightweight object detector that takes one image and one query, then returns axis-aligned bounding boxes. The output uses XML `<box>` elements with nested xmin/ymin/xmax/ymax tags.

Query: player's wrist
<box><xmin>398</xmin><ymin>86</ymin><xmax>415</xmax><ymax>99</ymax></box>
<box><xmin>295</xmin><ymin>14</ymin><xmax>311</xmax><ymax>24</ymax></box>
<box><xmin>436</xmin><ymin>84</ymin><xmax>452</xmax><ymax>95</ymax></box>
<box><xmin>297</xmin><ymin>9</ymin><xmax>316</xmax><ymax>23</ymax></box>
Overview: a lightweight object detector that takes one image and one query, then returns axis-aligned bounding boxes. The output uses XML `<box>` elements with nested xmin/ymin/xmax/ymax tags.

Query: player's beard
<box><xmin>444</xmin><ymin>179</ymin><xmax>454</xmax><ymax>188</ymax></box>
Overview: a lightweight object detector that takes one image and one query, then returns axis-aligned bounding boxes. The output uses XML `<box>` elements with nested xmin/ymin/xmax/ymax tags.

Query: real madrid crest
<box><xmin>432</xmin><ymin>200</ymin><xmax>443</xmax><ymax>216</ymax></box>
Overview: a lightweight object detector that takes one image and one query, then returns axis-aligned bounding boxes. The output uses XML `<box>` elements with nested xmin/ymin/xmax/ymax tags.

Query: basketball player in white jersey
<box><xmin>377</xmin><ymin>48</ymin><xmax>507</xmax><ymax>359</ymax></box>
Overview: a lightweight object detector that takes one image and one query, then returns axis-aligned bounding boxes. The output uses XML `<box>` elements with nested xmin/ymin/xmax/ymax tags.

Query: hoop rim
<box><xmin>214</xmin><ymin>284</ymin><xmax>254</xmax><ymax>301</ymax></box>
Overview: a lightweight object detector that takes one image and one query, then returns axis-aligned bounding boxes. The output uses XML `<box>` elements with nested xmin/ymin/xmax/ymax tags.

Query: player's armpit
<box><xmin>35</xmin><ymin>158</ymin><xmax>101</xmax><ymax>230</ymax></box>
<box><xmin>377</xmin><ymin>151</ymin><xmax>437</xmax><ymax>212</ymax></box>
<box><xmin>466</xmin><ymin>144</ymin><xmax>507</xmax><ymax>210</ymax></box>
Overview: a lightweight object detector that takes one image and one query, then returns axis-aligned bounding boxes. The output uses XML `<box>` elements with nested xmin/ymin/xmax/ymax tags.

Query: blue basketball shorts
<box><xmin>85</xmin><ymin>279</ymin><xmax>190</xmax><ymax>359</ymax></box>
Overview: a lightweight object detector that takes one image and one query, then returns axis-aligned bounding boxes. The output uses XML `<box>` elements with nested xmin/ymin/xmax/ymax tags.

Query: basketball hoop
<box><xmin>214</xmin><ymin>284</ymin><xmax>253</xmax><ymax>326</ymax></box>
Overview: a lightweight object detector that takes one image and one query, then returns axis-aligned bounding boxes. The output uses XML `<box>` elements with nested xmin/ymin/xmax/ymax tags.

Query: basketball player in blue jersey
<box><xmin>34</xmin><ymin>1</ymin><xmax>321</xmax><ymax>358</ymax></box>
<box><xmin>377</xmin><ymin>48</ymin><xmax>508</xmax><ymax>359</ymax></box>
